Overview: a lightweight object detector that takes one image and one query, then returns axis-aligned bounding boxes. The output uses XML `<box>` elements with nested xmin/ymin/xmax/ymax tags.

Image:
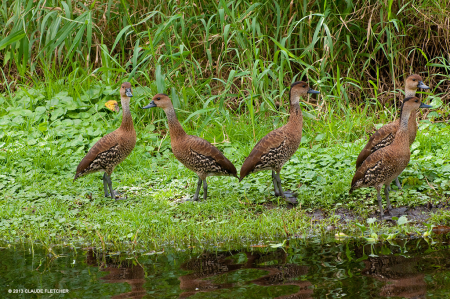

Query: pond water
<box><xmin>2</xmin><ymin>238</ymin><xmax>450</xmax><ymax>298</ymax></box>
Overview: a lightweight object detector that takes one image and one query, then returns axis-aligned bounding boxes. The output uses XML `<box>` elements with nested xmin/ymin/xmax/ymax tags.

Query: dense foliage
<box><xmin>2</xmin><ymin>0</ymin><xmax>450</xmax><ymax>104</ymax></box>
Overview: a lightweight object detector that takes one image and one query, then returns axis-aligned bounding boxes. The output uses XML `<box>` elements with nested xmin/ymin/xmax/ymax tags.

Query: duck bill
<box><xmin>307</xmin><ymin>88</ymin><xmax>320</xmax><ymax>94</ymax></box>
<box><xmin>419</xmin><ymin>103</ymin><xmax>432</xmax><ymax>109</ymax></box>
<box><xmin>417</xmin><ymin>81</ymin><xmax>430</xmax><ymax>89</ymax></box>
<box><xmin>142</xmin><ymin>100</ymin><xmax>157</xmax><ymax>109</ymax></box>
<box><xmin>125</xmin><ymin>88</ymin><xmax>133</xmax><ymax>97</ymax></box>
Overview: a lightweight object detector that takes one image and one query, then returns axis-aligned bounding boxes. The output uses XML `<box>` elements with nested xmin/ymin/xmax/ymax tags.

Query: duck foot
<box><xmin>184</xmin><ymin>198</ymin><xmax>199</xmax><ymax>202</ymax></box>
<box><xmin>114</xmin><ymin>196</ymin><xmax>127</xmax><ymax>201</ymax></box>
<box><xmin>381</xmin><ymin>215</ymin><xmax>394</xmax><ymax>222</ymax></box>
<box><xmin>388</xmin><ymin>206</ymin><xmax>407</xmax><ymax>217</ymax></box>
<box><xmin>378</xmin><ymin>209</ymin><xmax>394</xmax><ymax>221</ymax></box>
<box><xmin>282</xmin><ymin>190</ymin><xmax>297</xmax><ymax>198</ymax></box>
<box><xmin>182</xmin><ymin>198</ymin><xmax>205</xmax><ymax>203</ymax></box>
<box><xmin>105</xmin><ymin>191</ymin><xmax>126</xmax><ymax>200</ymax></box>
<box><xmin>284</xmin><ymin>196</ymin><xmax>298</xmax><ymax>205</ymax></box>
<box><xmin>280</xmin><ymin>191</ymin><xmax>298</xmax><ymax>204</ymax></box>
<box><xmin>274</xmin><ymin>190</ymin><xmax>297</xmax><ymax>198</ymax></box>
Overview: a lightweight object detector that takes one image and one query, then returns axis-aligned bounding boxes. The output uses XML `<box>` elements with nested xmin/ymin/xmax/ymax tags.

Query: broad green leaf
<box><xmin>35</xmin><ymin>107</ymin><xmax>47</xmax><ymax>115</ymax></box>
<box><xmin>19</xmin><ymin>110</ymin><xmax>33</xmax><ymax>117</ymax></box>
<box><xmin>397</xmin><ymin>216</ymin><xmax>409</xmax><ymax>225</ymax></box>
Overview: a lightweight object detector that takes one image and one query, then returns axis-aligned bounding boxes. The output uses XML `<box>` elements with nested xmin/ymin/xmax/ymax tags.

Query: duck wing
<box><xmin>239</xmin><ymin>129</ymin><xmax>285</xmax><ymax>180</ymax></box>
<box><xmin>187</xmin><ymin>135</ymin><xmax>237</xmax><ymax>176</ymax></box>
<box><xmin>74</xmin><ymin>131</ymin><xmax>119</xmax><ymax>180</ymax></box>
<box><xmin>355</xmin><ymin>120</ymin><xmax>399</xmax><ymax>169</ymax></box>
<box><xmin>351</xmin><ymin>150</ymin><xmax>394</xmax><ymax>192</ymax></box>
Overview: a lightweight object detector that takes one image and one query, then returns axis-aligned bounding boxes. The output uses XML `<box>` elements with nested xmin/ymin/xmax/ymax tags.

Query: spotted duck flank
<box><xmin>239</xmin><ymin>81</ymin><xmax>319</xmax><ymax>204</ymax></box>
<box><xmin>142</xmin><ymin>94</ymin><xmax>237</xmax><ymax>201</ymax></box>
<box><xmin>350</xmin><ymin>96</ymin><xmax>432</xmax><ymax>218</ymax></box>
<box><xmin>355</xmin><ymin>74</ymin><xmax>430</xmax><ymax>189</ymax></box>
<box><xmin>73</xmin><ymin>82</ymin><xmax>136</xmax><ymax>200</ymax></box>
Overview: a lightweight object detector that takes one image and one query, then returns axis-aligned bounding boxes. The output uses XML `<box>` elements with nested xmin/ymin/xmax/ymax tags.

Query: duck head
<box><xmin>120</xmin><ymin>82</ymin><xmax>133</xmax><ymax>97</ymax></box>
<box><xmin>405</xmin><ymin>74</ymin><xmax>429</xmax><ymax>94</ymax></box>
<box><xmin>289</xmin><ymin>81</ymin><xmax>319</xmax><ymax>104</ymax></box>
<box><xmin>119</xmin><ymin>82</ymin><xmax>133</xmax><ymax>107</ymax></box>
<box><xmin>402</xmin><ymin>96</ymin><xmax>432</xmax><ymax>113</ymax></box>
<box><xmin>142</xmin><ymin>93</ymin><xmax>172</xmax><ymax>111</ymax></box>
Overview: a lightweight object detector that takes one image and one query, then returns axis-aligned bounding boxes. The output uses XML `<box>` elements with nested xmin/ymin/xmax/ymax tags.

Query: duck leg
<box><xmin>385</xmin><ymin>184</ymin><xmax>392</xmax><ymax>211</ymax></box>
<box><xmin>394</xmin><ymin>177</ymin><xmax>402</xmax><ymax>190</ymax></box>
<box><xmin>187</xmin><ymin>177</ymin><xmax>202</xmax><ymax>202</ymax></box>
<box><xmin>202</xmin><ymin>179</ymin><xmax>208</xmax><ymax>201</ymax></box>
<box><xmin>376</xmin><ymin>186</ymin><xmax>384</xmax><ymax>218</ymax></box>
<box><xmin>274</xmin><ymin>171</ymin><xmax>284</xmax><ymax>196</ymax></box>
<box><xmin>103</xmin><ymin>173</ymin><xmax>110</xmax><ymax>197</ymax></box>
<box><xmin>272</xmin><ymin>170</ymin><xmax>281</xmax><ymax>197</ymax></box>
<box><xmin>104</xmin><ymin>173</ymin><xmax>126</xmax><ymax>200</ymax></box>
<box><xmin>274</xmin><ymin>171</ymin><xmax>297</xmax><ymax>204</ymax></box>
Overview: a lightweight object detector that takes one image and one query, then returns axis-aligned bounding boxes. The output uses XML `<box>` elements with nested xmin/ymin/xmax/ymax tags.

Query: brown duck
<box><xmin>350</xmin><ymin>97</ymin><xmax>432</xmax><ymax>217</ymax></box>
<box><xmin>239</xmin><ymin>81</ymin><xmax>319</xmax><ymax>203</ymax></box>
<box><xmin>356</xmin><ymin>74</ymin><xmax>430</xmax><ymax>189</ymax></box>
<box><xmin>142</xmin><ymin>94</ymin><xmax>237</xmax><ymax>201</ymax></box>
<box><xmin>74</xmin><ymin>82</ymin><xmax>136</xmax><ymax>200</ymax></box>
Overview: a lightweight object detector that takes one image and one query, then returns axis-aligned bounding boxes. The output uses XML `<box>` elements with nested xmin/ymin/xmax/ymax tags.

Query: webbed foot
<box><xmin>114</xmin><ymin>195</ymin><xmax>127</xmax><ymax>201</ymax></box>
<box><xmin>183</xmin><ymin>197</ymin><xmax>205</xmax><ymax>203</ymax></box>
<box><xmin>281</xmin><ymin>190</ymin><xmax>298</xmax><ymax>204</ymax></box>
<box><xmin>105</xmin><ymin>190</ymin><xmax>123</xmax><ymax>198</ymax></box>
<box><xmin>184</xmin><ymin>198</ymin><xmax>199</xmax><ymax>202</ymax></box>
<box><xmin>106</xmin><ymin>190</ymin><xmax>127</xmax><ymax>200</ymax></box>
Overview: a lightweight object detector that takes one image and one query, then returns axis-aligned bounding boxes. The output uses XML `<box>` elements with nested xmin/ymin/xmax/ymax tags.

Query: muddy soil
<box><xmin>264</xmin><ymin>199</ymin><xmax>450</xmax><ymax>225</ymax></box>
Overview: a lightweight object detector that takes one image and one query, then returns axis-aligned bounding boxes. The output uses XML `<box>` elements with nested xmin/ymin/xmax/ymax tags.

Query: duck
<box><xmin>142</xmin><ymin>94</ymin><xmax>237</xmax><ymax>201</ymax></box>
<box><xmin>355</xmin><ymin>74</ymin><xmax>430</xmax><ymax>189</ymax></box>
<box><xmin>350</xmin><ymin>96</ymin><xmax>432</xmax><ymax>217</ymax></box>
<box><xmin>239</xmin><ymin>81</ymin><xmax>319</xmax><ymax>204</ymax></box>
<box><xmin>73</xmin><ymin>82</ymin><xmax>136</xmax><ymax>200</ymax></box>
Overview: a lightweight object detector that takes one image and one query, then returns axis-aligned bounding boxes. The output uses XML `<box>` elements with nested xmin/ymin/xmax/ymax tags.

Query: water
<box><xmin>2</xmin><ymin>238</ymin><xmax>450</xmax><ymax>298</ymax></box>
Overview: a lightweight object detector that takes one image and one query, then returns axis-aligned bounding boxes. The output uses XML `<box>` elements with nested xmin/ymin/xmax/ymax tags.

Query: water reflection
<box><xmin>1</xmin><ymin>238</ymin><xmax>450</xmax><ymax>298</ymax></box>
<box><xmin>178</xmin><ymin>252</ymin><xmax>242</xmax><ymax>297</ymax></box>
<box><xmin>86</xmin><ymin>249</ymin><xmax>146</xmax><ymax>299</ymax></box>
<box><xmin>246</xmin><ymin>250</ymin><xmax>312</xmax><ymax>299</ymax></box>
<box><xmin>356</xmin><ymin>242</ymin><xmax>428</xmax><ymax>298</ymax></box>
<box><xmin>179</xmin><ymin>249</ymin><xmax>312</xmax><ymax>298</ymax></box>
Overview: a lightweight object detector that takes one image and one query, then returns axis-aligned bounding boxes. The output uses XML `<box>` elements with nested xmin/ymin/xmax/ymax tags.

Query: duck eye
<box><xmin>156</xmin><ymin>97</ymin><xmax>160</xmax><ymax>100</ymax></box>
<box><xmin>412</xmin><ymin>79</ymin><xmax>416</xmax><ymax>81</ymax></box>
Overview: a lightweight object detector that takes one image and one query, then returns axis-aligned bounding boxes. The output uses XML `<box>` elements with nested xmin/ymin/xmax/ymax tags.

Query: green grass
<box><xmin>1</xmin><ymin>0</ymin><xmax>450</xmax><ymax>251</ymax></box>
<box><xmin>0</xmin><ymin>80</ymin><xmax>449</xmax><ymax>251</ymax></box>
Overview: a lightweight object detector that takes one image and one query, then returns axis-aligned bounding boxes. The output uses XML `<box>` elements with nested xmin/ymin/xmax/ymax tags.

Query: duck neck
<box><xmin>404</xmin><ymin>88</ymin><xmax>418</xmax><ymax>127</ymax></box>
<box><xmin>164</xmin><ymin>106</ymin><xmax>187</xmax><ymax>140</ymax></box>
<box><xmin>408</xmin><ymin>108</ymin><xmax>417</xmax><ymax>130</ymax></box>
<box><xmin>405</xmin><ymin>87</ymin><xmax>416</xmax><ymax>98</ymax></box>
<box><xmin>287</xmin><ymin>102</ymin><xmax>303</xmax><ymax>128</ymax></box>
<box><xmin>119</xmin><ymin>97</ymin><xmax>135</xmax><ymax>132</ymax></box>
<box><xmin>392</xmin><ymin>108</ymin><xmax>412</xmax><ymax>146</ymax></box>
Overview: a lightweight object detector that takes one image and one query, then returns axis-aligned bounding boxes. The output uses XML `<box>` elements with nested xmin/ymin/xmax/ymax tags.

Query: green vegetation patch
<box><xmin>0</xmin><ymin>83</ymin><xmax>449</xmax><ymax>251</ymax></box>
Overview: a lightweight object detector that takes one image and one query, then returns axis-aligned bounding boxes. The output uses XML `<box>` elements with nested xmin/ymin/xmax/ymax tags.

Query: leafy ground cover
<box><xmin>0</xmin><ymin>79</ymin><xmax>449</xmax><ymax>251</ymax></box>
<box><xmin>1</xmin><ymin>0</ymin><xmax>450</xmax><ymax>251</ymax></box>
